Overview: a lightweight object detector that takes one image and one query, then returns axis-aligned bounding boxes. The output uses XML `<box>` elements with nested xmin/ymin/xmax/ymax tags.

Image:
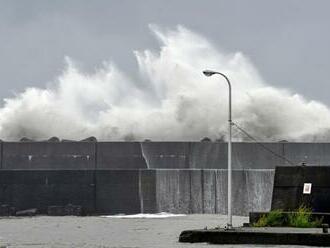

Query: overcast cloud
<box><xmin>0</xmin><ymin>0</ymin><xmax>330</xmax><ymax>104</ymax></box>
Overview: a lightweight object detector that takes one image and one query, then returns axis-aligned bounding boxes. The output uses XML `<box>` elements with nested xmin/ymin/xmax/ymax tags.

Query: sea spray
<box><xmin>0</xmin><ymin>25</ymin><xmax>330</xmax><ymax>141</ymax></box>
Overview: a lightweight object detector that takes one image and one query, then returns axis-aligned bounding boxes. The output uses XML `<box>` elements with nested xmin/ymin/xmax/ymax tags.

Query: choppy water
<box><xmin>0</xmin><ymin>214</ymin><xmax>321</xmax><ymax>247</ymax></box>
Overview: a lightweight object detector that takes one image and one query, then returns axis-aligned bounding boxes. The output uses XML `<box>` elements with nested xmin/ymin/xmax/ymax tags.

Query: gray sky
<box><xmin>1</xmin><ymin>0</ymin><xmax>330</xmax><ymax>104</ymax></box>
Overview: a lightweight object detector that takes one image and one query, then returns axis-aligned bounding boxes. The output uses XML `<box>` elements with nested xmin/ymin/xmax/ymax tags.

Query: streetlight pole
<box><xmin>203</xmin><ymin>70</ymin><xmax>232</xmax><ymax>229</ymax></box>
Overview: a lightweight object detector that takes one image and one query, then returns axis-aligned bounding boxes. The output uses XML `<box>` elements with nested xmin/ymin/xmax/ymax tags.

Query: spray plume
<box><xmin>0</xmin><ymin>25</ymin><xmax>330</xmax><ymax>141</ymax></box>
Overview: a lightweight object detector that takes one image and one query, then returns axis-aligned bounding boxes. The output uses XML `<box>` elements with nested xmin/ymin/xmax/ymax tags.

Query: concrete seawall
<box><xmin>0</xmin><ymin>169</ymin><xmax>274</xmax><ymax>216</ymax></box>
<box><xmin>1</xmin><ymin>142</ymin><xmax>330</xmax><ymax>170</ymax></box>
<box><xmin>1</xmin><ymin>141</ymin><xmax>330</xmax><ymax>215</ymax></box>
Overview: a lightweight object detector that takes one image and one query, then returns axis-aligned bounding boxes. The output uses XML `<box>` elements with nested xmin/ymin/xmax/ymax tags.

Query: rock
<box><xmin>47</xmin><ymin>206</ymin><xmax>66</xmax><ymax>216</ymax></box>
<box><xmin>0</xmin><ymin>205</ymin><xmax>16</xmax><ymax>216</ymax></box>
<box><xmin>65</xmin><ymin>204</ymin><xmax>83</xmax><ymax>216</ymax></box>
<box><xmin>16</xmin><ymin>208</ymin><xmax>38</xmax><ymax>216</ymax></box>
<box><xmin>47</xmin><ymin>204</ymin><xmax>83</xmax><ymax>216</ymax></box>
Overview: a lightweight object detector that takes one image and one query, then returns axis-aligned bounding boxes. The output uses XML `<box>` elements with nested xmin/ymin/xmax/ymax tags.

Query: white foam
<box><xmin>101</xmin><ymin>212</ymin><xmax>186</xmax><ymax>219</ymax></box>
<box><xmin>1</xmin><ymin>25</ymin><xmax>330</xmax><ymax>141</ymax></box>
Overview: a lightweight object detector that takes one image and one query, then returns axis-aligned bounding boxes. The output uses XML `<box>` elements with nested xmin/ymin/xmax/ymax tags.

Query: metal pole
<box><xmin>217</xmin><ymin>73</ymin><xmax>232</xmax><ymax>229</ymax></box>
<box><xmin>202</xmin><ymin>70</ymin><xmax>232</xmax><ymax>229</ymax></box>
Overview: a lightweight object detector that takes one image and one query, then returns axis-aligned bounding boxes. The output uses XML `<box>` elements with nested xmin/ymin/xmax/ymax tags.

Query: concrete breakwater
<box><xmin>1</xmin><ymin>141</ymin><xmax>330</xmax><ymax>215</ymax></box>
<box><xmin>1</xmin><ymin>141</ymin><xmax>330</xmax><ymax>170</ymax></box>
<box><xmin>0</xmin><ymin>169</ymin><xmax>274</xmax><ymax>216</ymax></box>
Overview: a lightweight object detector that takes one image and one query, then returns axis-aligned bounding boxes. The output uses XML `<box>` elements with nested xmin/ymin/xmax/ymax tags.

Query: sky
<box><xmin>0</xmin><ymin>0</ymin><xmax>330</xmax><ymax>105</ymax></box>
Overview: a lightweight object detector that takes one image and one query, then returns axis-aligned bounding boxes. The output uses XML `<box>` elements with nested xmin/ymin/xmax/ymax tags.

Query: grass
<box><xmin>253</xmin><ymin>209</ymin><xmax>284</xmax><ymax>227</ymax></box>
<box><xmin>287</xmin><ymin>205</ymin><xmax>323</xmax><ymax>228</ymax></box>
<box><xmin>253</xmin><ymin>205</ymin><xmax>323</xmax><ymax>228</ymax></box>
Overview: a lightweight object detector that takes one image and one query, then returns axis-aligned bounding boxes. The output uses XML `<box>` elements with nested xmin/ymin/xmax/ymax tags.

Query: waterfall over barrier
<box><xmin>1</xmin><ymin>141</ymin><xmax>330</xmax><ymax>215</ymax></box>
<box><xmin>150</xmin><ymin>169</ymin><xmax>274</xmax><ymax>215</ymax></box>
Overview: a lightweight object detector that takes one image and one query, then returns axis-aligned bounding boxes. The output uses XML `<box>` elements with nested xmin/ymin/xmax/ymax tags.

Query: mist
<box><xmin>0</xmin><ymin>25</ymin><xmax>329</xmax><ymax>142</ymax></box>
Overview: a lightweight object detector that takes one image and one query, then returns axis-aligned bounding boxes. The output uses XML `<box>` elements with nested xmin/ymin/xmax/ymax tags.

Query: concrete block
<box><xmin>273</xmin><ymin>166</ymin><xmax>304</xmax><ymax>187</ymax></box>
<box><xmin>189</xmin><ymin>143</ymin><xmax>227</xmax><ymax>169</ymax></box>
<box><xmin>215</xmin><ymin>170</ymin><xmax>227</xmax><ymax>214</ymax></box>
<box><xmin>47</xmin><ymin>205</ymin><xmax>65</xmax><ymax>216</ymax></box>
<box><xmin>272</xmin><ymin>166</ymin><xmax>330</xmax><ymax>212</ymax></box>
<box><xmin>271</xmin><ymin>187</ymin><xmax>302</xmax><ymax>210</ymax></box>
<box><xmin>64</xmin><ymin>204</ymin><xmax>83</xmax><ymax>216</ymax></box>
<box><xmin>156</xmin><ymin>170</ymin><xmax>179</xmax><ymax>213</ymax></box>
<box><xmin>189</xmin><ymin>142</ymin><xmax>284</xmax><ymax>169</ymax></box>
<box><xmin>232</xmin><ymin>143</ymin><xmax>284</xmax><ymax>169</ymax></box>
<box><xmin>245</xmin><ymin>170</ymin><xmax>274</xmax><ymax>212</ymax></box>
<box><xmin>2</xmin><ymin>142</ymin><xmax>96</xmax><ymax>169</ymax></box>
<box><xmin>96</xmin><ymin>142</ymin><xmax>147</xmax><ymax>169</ymax></box>
<box><xmin>139</xmin><ymin>169</ymin><xmax>157</xmax><ymax>213</ymax></box>
<box><xmin>0</xmin><ymin>141</ymin><xmax>2</xmax><ymax>169</ymax></box>
<box><xmin>231</xmin><ymin>170</ymin><xmax>248</xmax><ymax>216</ymax></box>
<box><xmin>141</xmin><ymin>142</ymin><xmax>190</xmax><ymax>168</ymax></box>
<box><xmin>48</xmin><ymin>204</ymin><xmax>83</xmax><ymax>216</ymax></box>
<box><xmin>0</xmin><ymin>170</ymin><xmax>95</xmax><ymax>214</ymax></box>
<box><xmin>0</xmin><ymin>204</ymin><xmax>16</xmax><ymax>216</ymax></box>
<box><xmin>155</xmin><ymin>170</ymin><xmax>191</xmax><ymax>214</ymax></box>
<box><xmin>95</xmin><ymin>170</ymin><xmax>141</xmax><ymax>214</ymax></box>
<box><xmin>202</xmin><ymin>170</ymin><xmax>216</xmax><ymax>214</ymax></box>
<box><xmin>178</xmin><ymin>170</ymin><xmax>191</xmax><ymax>214</ymax></box>
<box><xmin>313</xmin><ymin>188</ymin><xmax>330</xmax><ymax>213</ymax></box>
<box><xmin>179</xmin><ymin>227</ymin><xmax>330</xmax><ymax>246</ymax></box>
<box><xmin>283</xmin><ymin>143</ymin><xmax>330</xmax><ymax>166</ymax></box>
<box><xmin>190</xmin><ymin>170</ymin><xmax>203</xmax><ymax>213</ymax></box>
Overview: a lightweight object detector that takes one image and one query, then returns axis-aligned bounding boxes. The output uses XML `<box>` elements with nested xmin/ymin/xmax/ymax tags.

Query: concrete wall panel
<box><xmin>189</xmin><ymin>143</ymin><xmax>227</xmax><ymax>169</ymax></box>
<box><xmin>3</xmin><ymin>142</ymin><xmax>330</xmax><ymax>170</ymax></box>
<box><xmin>2</xmin><ymin>142</ymin><xmax>96</xmax><ymax>170</ymax></box>
<box><xmin>141</xmin><ymin>142</ymin><xmax>189</xmax><ymax>169</ymax></box>
<box><xmin>245</xmin><ymin>170</ymin><xmax>274</xmax><ymax>212</ymax></box>
<box><xmin>190</xmin><ymin>170</ymin><xmax>203</xmax><ymax>213</ymax></box>
<box><xmin>283</xmin><ymin>143</ymin><xmax>330</xmax><ymax>166</ymax></box>
<box><xmin>0</xmin><ymin>142</ymin><xmax>2</xmax><ymax>169</ymax></box>
<box><xmin>178</xmin><ymin>170</ymin><xmax>191</xmax><ymax>214</ymax></box>
<box><xmin>0</xmin><ymin>168</ymin><xmax>275</xmax><ymax>216</ymax></box>
<box><xmin>202</xmin><ymin>170</ymin><xmax>216</xmax><ymax>214</ymax></box>
<box><xmin>155</xmin><ymin>170</ymin><xmax>191</xmax><ymax>214</ymax></box>
<box><xmin>0</xmin><ymin>170</ymin><xmax>95</xmax><ymax>213</ymax></box>
<box><xmin>231</xmin><ymin>170</ymin><xmax>248</xmax><ymax>216</ymax></box>
<box><xmin>139</xmin><ymin>169</ymin><xmax>157</xmax><ymax>213</ymax></box>
<box><xmin>156</xmin><ymin>170</ymin><xmax>179</xmax><ymax>213</ymax></box>
<box><xmin>95</xmin><ymin>170</ymin><xmax>141</xmax><ymax>214</ymax></box>
<box><xmin>232</xmin><ymin>143</ymin><xmax>283</xmax><ymax>169</ymax></box>
<box><xmin>96</xmin><ymin>142</ymin><xmax>147</xmax><ymax>169</ymax></box>
<box><xmin>215</xmin><ymin>170</ymin><xmax>227</xmax><ymax>214</ymax></box>
<box><xmin>271</xmin><ymin>166</ymin><xmax>330</xmax><ymax>212</ymax></box>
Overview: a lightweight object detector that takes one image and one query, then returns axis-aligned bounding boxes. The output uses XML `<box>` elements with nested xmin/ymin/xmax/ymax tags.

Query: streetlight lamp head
<box><xmin>203</xmin><ymin>70</ymin><xmax>216</xmax><ymax>77</ymax></box>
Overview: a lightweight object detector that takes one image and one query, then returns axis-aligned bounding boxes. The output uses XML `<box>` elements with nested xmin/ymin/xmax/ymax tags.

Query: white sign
<box><xmin>303</xmin><ymin>183</ymin><xmax>312</xmax><ymax>194</ymax></box>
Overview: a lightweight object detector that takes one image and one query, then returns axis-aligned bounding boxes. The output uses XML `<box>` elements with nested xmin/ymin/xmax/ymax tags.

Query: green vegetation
<box><xmin>253</xmin><ymin>205</ymin><xmax>323</xmax><ymax>228</ymax></box>
<box><xmin>287</xmin><ymin>205</ymin><xmax>323</xmax><ymax>228</ymax></box>
<box><xmin>253</xmin><ymin>209</ymin><xmax>284</xmax><ymax>227</ymax></box>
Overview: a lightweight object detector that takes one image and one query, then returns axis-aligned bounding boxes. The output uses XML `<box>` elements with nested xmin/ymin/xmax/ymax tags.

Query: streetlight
<box><xmin>203</xmin><ymin>70</ymin><xmax>232</xmax><ymax>229</ymax></box>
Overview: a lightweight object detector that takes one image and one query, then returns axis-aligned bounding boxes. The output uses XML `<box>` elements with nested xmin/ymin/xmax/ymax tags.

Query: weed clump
<box><xmin>253</xmin><ymin>210</ymin><xmax>284</xmax><ymax>227</ymax></box>
<box><xmin>287</xmin><ymin>205</ymin><xmax>323</xmax><ymax>228</ymax></box>
<box><xmin>253</xmin><ymin>205</ymin><xmax>323</xmax><ymax>228</ymax></box>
